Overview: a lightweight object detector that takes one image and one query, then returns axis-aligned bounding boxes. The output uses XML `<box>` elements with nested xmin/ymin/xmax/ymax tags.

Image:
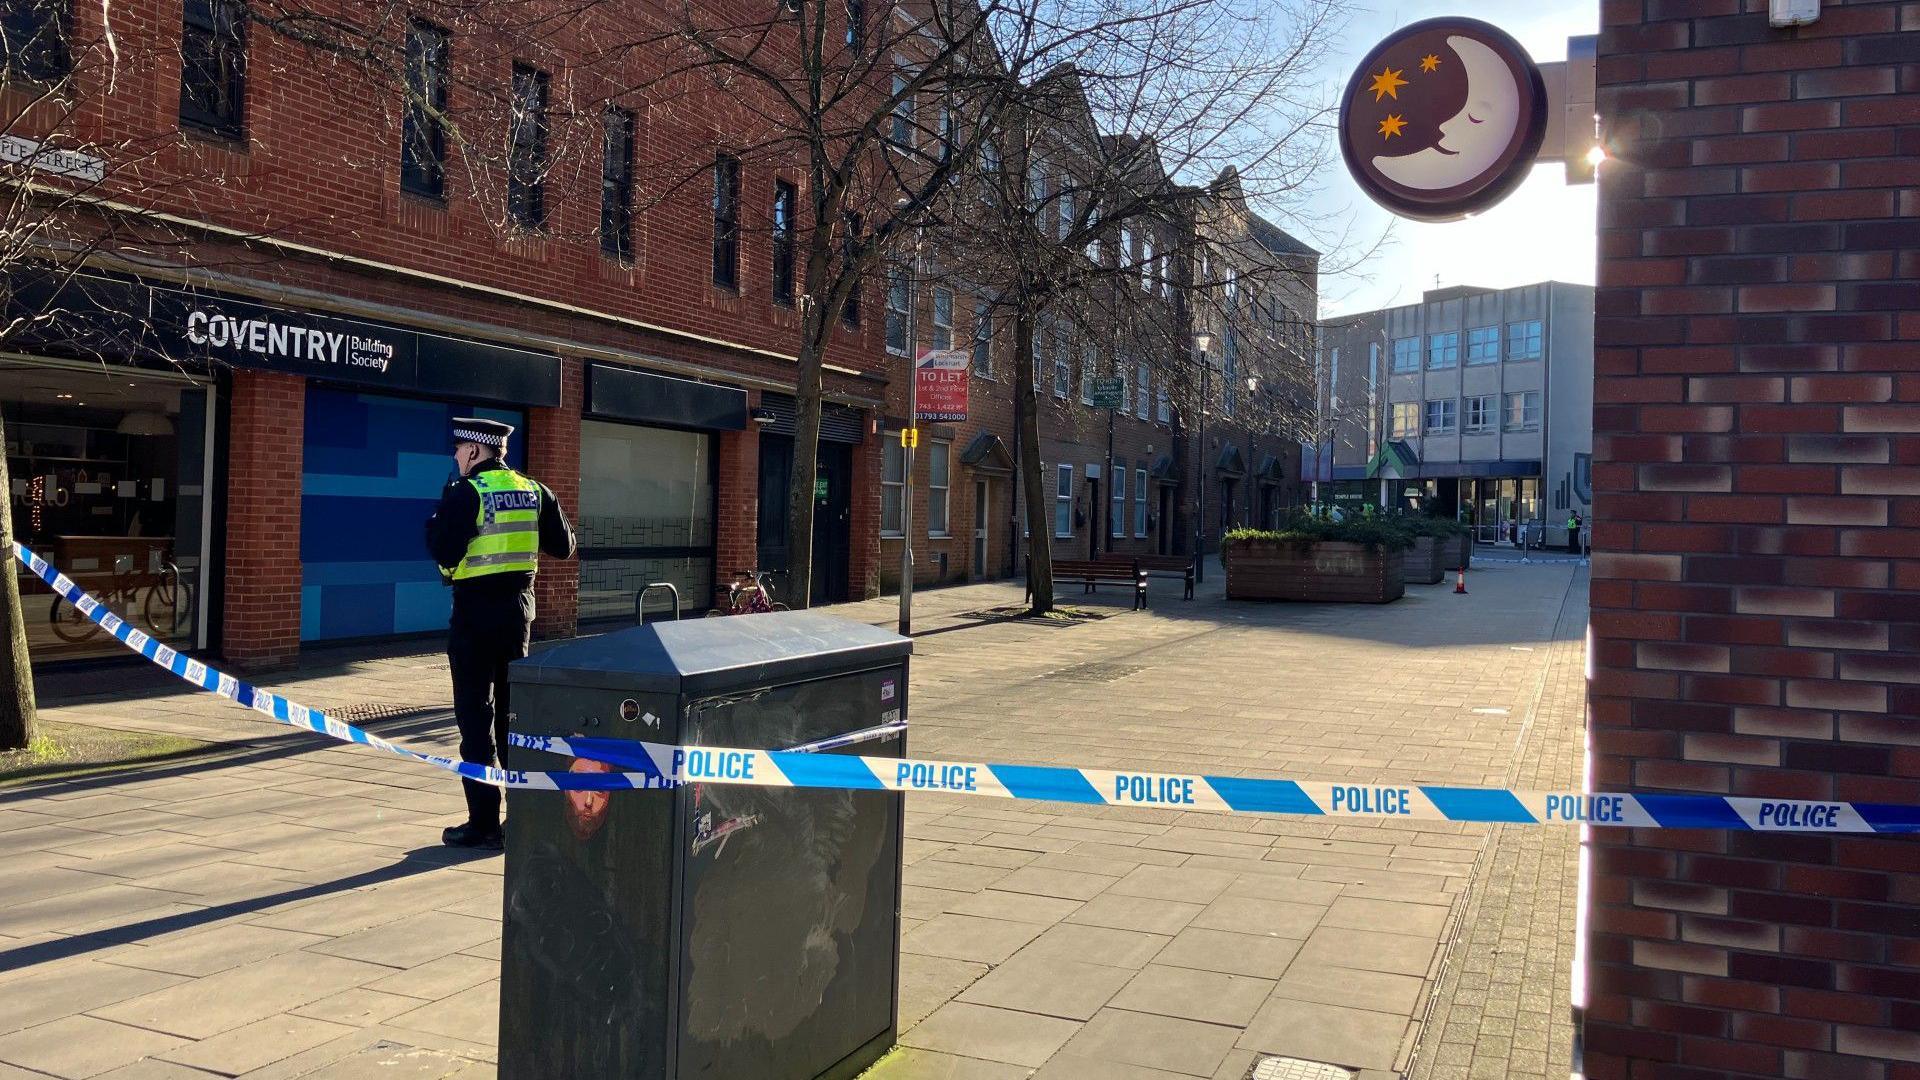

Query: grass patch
<box><xmin>0</xmin><ymin>721</ymin><xmax>211</xmax><ymax>787</ymax></box>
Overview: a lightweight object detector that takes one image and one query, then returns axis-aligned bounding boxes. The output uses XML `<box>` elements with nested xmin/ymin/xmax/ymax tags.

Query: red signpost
<box><xmin>915</xmin><ymin>349</ymin><xmax>970</xmax><ymax>423</ymax></box>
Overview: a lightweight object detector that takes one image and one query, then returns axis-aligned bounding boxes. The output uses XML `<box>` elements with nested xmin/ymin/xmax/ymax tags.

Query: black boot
<box><xmin>443</xmin><ymin>822</ymin><xmax>504</xmax><ymax>850</ymax></box>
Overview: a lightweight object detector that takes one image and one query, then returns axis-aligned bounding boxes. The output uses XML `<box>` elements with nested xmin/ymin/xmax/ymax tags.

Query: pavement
<box><xmin>0</xmin><ymin>551</ymin><xmax>1590</xmax><ymax>1080</ymax></box>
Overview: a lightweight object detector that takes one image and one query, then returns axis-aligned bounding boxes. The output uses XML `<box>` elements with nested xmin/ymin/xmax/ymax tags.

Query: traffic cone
<box><xmin>1454</xmin><ymin>567</ymin><xmax>1468</xmax><ymax>595</ymax></box>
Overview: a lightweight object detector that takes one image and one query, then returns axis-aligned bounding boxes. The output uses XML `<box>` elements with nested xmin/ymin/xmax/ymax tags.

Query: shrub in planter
<box><xmin>1392</xmin><ymin>515</ymin><xmax>1473</xmax><ymax>583</ymax></box>
<box><xmin>1223</xmin><ymin>518</ymin><xmax>1413</xmax><ymax>603</ymax></box>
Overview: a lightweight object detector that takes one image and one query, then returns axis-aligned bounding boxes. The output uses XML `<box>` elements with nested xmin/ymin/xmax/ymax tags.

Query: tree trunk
<box><xmin>1012</xmin><ymin>310</ymin><xmax>1054</xmax><ymax>615</ymax></box>
<box><xmin>0</xmin><ymin>408</ymin><xmax>37</xmax><ymax>751</ymax></box>
<box><xmin>782</xmin><ymin>305</ymin><xmax>827</xmax><ymax>609</ymax></box>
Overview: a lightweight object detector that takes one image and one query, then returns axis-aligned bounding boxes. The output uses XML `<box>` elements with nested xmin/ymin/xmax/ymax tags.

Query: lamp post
<box><xmin>1192</xmin><ymin>332</ymin><xmax>1212</xmax><ymax>583</ymax></box>
<box><xmin>899</xmin><ymin>217</ymin><xmax>924</xmax><ymax>638</ymax></box>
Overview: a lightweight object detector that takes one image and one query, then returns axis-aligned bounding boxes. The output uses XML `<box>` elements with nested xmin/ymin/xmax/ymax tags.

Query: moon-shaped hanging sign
<box><xmin>1340</xmin><ymin>17</ymin><xmax>1547</xmax><ymax>222</ymax></box>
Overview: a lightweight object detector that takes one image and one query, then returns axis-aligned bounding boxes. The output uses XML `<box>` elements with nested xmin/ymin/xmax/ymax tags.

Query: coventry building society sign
<box><xmin>185</xmin><ymin>307</ymin><xmax>398</xmax><ymax>374</ymax></box>
<box><xmin>1339</xmin><ymin>17</ymin><xmax>1548</xmax><ymax>222</ymax></box>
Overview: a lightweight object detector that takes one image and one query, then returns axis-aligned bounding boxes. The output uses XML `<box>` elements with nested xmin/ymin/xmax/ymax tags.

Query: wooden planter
<box><xmin>1446</xmin><ymin>533</ymin><xmax>1473</xmax><ymax>571</ymax></box>
<box><xmin>1224</xmin><ymin>540</ymin><xmax>1406</xmax><ymax>603</ymax></box>
<box><xmin>1407</xmin><ymin>536</ymin><xmax>1446</xmax><ymax>585</ymax></box>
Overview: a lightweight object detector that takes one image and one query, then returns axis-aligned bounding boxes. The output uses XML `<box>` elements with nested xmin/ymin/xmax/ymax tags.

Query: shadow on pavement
<box><xmin>0</xmin><ymin>844</ymin><xmax>493</xmax><ymax>971</ymax></box>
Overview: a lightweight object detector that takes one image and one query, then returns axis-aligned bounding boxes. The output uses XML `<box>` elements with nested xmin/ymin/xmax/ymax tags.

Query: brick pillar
<box><xmin>529</xmin><ymin>357</ymin><xmax>582</xmax><ymax>640</ymax></box>
<box><xmin>850</xmin><ymin>418</ymin><xmax>883</xmax><ymax>600</ymax></box>
<box><xmin>1588</xmin><ymin>3</ymin><xmax>1920</xmax><ymax>1077</ymax></box>
<box><xmin>222</xmin><ymin>371</ymin><xmax>304</xmax><ymax>669</ymax></box>
<box><xmin>715</xmin><ymin>401</ymin><xmax>761</xmax><ymax>599</ymax></box>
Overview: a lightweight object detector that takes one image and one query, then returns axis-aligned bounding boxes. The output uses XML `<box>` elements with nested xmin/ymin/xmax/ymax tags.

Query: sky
<box><xmin>1296</xmin><ymin>0</ymin><xmax>1601</xmax><ymax>319</ymax></box>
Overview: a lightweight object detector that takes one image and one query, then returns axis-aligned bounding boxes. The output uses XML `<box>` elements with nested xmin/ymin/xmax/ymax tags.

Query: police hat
<box><xmin>451</xmin><ymin>417</ymin><xmax>515</xmax><ymax>450</ymax></box>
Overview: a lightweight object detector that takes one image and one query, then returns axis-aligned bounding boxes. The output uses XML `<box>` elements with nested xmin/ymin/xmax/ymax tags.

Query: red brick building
<box><xmin>1587</xmin><ymin>1</ymin><xmax>1920</xmax><ymax>1075</ymax></box>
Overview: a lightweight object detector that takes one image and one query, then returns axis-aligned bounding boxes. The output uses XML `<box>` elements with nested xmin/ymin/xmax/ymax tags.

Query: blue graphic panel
<box><xmin>300</xmin><ymin>388</ymin><xmax>525</xmax><ymax>642</ymax></box>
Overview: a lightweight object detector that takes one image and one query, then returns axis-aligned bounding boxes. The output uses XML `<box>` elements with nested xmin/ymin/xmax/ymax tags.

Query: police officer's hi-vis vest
<box><xmin>451</xmin><ymin>469</ymin><xmax>543</xmax><ymax>581</ymax></box>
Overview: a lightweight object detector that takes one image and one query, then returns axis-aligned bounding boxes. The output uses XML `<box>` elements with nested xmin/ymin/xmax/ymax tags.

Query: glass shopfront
<box><xmin>3</xmin><ymin>359</ymin><xmax>213</xmax><ymax>661</ymax></box>
<box><xmin>578</xmin><ymin>420</ymin><xmax>716</xmax><ymax>621</ymax></box>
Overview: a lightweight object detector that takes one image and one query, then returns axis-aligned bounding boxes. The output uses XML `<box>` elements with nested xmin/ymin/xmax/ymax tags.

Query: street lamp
<box><xmin>898</xmin><ymin>200</ymin><xmax>924</xmax><ymax>637</ymax></box>
<box><xmin>1192</xmin><ymin>332</ymin><xmax>1212</xmax><ymax>583</ymax></box>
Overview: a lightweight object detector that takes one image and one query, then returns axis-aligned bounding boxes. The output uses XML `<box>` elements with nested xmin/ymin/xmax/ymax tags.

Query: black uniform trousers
<box><xmin>448</xmin><ymin>588</ymin><xmax>534</xmax><ymax>830</ymax></box>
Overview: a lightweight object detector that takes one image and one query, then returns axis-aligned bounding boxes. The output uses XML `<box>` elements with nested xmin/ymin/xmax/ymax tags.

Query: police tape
<box><xmin>14</xmin><ymin>542</ymin><xmax>1920</xmax><ymax>834</ymax></box>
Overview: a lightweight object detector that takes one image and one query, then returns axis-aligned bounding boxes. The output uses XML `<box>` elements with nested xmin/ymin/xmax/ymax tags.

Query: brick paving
<box><xmin>1</xmin><ymin>556</ymin><xmax>1589</xmax><ymax>1079</ymax></box>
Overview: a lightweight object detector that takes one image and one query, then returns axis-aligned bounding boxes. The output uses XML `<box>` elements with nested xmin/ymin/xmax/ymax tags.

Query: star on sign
<box><xmin>1378</xmin><ymin>114</ymin><xmax>1406</xmax><ymax>139</ymax></box>
<box><xmin>1368</xmin><ymin>66</ymin><xmax>1408</xmax><ymax>102</ymax></box>
<box><xmin>1420</xmin><ymin>53</ymin><xmax>1441</xmax><ymax>72</ymax></box>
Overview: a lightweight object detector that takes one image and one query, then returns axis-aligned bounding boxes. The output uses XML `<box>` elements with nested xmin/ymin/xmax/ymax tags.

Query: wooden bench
<box><xmin>1025</xmin><ymin>558</ymin><xmax>1148</xmax><ymax>610</ymax></box>
<box><xmin>1105</xmin><ymin>554</ymin><xmax>1195</xmax><ymax>600</ymax></box>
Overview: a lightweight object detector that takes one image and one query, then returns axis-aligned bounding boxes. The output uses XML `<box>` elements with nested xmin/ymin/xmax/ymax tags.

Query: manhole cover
<box><xmin>1042</xmin><ymin>662</ymin><xmax>1145</xmax><ymax>683</ymax></box>
<box><xmin>1247</xmin><ymin>1057</ymin><xmax>1357</xmax><ymax>1080</ymax></box>
<box><xmin>325</xmin><ymin>702</ymin><xmax>447</xmax><ymax>723</ymax></box>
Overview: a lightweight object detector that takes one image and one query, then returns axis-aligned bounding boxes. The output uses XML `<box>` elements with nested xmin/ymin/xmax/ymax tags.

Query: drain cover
<box><xmin>1247</xmin><ymin>1057</ymin><xmax>1357</xmax><ymax>1080</ymax></box>
<box><xmin>325</xmin><ymin>702</ymin><xmax>447</xmax><ymax>723</ymax></box>
<box><xmin>1041</xmin><ymin>662</ymin><xmax>1145</xmax><ymax>683</ymax></box>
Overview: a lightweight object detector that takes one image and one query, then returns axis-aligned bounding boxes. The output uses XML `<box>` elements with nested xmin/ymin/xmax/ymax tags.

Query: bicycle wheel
<box><xmin>48</xmin><ymin>594</ymin><xmax>100</xmax><ymax>644</ymax></box>
<box><xmin>769</xmin><ymin>602</ymin><xmax>791</xmax><ymax>612</ymax></box>
<box><xmin>705</xmin><ymin>608</ymin><xmax>729</xmax><ymax>618</ymax></box>
<box><xmin>143</xmin><ymin>577</ymin><xmax>195</xmax><ymax>638</ymax></box>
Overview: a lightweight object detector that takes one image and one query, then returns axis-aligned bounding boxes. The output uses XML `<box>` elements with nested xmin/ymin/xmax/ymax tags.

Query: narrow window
<box><xmin>1134</xmin><ymin>468</ymin><xmax>1147</xmax><ymax>537</ymax></box>
<box><xmin>401</xmin><ymin>21</ymin><xmax>448</xmax><ymax>198</ymax></box>
<box><xmin>1136</xmin><ymin>362</ymin><xmax>1149</xmax><ymax>418</ymax></box>
<box><xmin>601</xmin><ymin>106</ymin><xmax>636</xmax><ymax>261</ymax></box>
<box><xmin>890</xmin><ymin>69</ymin><xmax>916</xmax><ymax>150</ymax></box>
<box><xmin>971</xmin><ymin>297</ymin><xmax>992</xmax><ymax>377</ymax></box>
<box><xmin>3</xmin><ymin>0</ymin><xmax>72</xmax><ymax>82</ymax></box>
<box><xmin>772</xmin><ymin>181</ymin><xmax>797</xmax><ymax>303</ymax></box>
<box><xmin>886</xmin><ymin>267</ymin><xmax>911</xmax><ymax>354</ymax></box>
<box><xmin>712</xmin><ymin>153</ymin><xmax>740</xmax><ymax>288</ymax></box>
<box><xmin>1111</xmin><ymin>465</ymin><xmax>1125</xmax><ymax>539</ymax></box>
<box><xmin>928</xmin><ymin>442</ymin><xmax>951</xmax><ymax>537</ymax></box>
<box><xmin>882</xmin><ymin>439</ymin><xmax>905</xmax><ymax>536</ymax></box>
<box><xmin>841</xmin><ymin>212</ymin><xmax>862</xmax><ymax>326</ymax></box>
<box><xmin>1054</xmin><ymin>464</ymin><xmax>1073</xmax><ymax>537</ymax></box>
<box><xmin>932</xmin><ymin>287</ymin><xmax>954</xmax><ymax>351</ymax></box>
<box><xmin>507</xmin><ymin>64</ymin><xmax>549</xmax><ymax>228</ymax></box>
<box><xmin>845</xmin><ymin>0</ymin><xmax>864</xmax><ymax>52</ymax></box>
<box><xmin>1052</xmin><ymin>331</ymin><xmax>1071</xmax><ymax>398</ymax></box>
<box><xmin>179</xmin><ymin>0</ymin><xmax>246</xmax><ymax>137</ymax></box>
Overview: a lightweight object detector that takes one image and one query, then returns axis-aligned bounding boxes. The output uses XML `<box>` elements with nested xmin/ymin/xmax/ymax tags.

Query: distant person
<box><xmin>425</xmin><ymin>418</ymin><xmax>576</xmax><ymax>850</ymax></box>
<box><xmin>1566</xmin><ymin>510</ymin><xmax>1584</xmax><ymax>555</ymax></box>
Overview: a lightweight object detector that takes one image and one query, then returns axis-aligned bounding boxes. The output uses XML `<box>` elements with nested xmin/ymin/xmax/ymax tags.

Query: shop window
<box><xmin>885</xmin><ymin>267</ymin><xmax>910</xmax><ymax>354</ymax></box>
<box><xmin>1054</xmin><ymin>464</ymin><xmax>1073</xmax><ymax>537</ymax></box>
<box><xmin>507</xmin><ymin>64</ymin><xmax>549</xmax><ymax>228</ymax></box>
<box><xmin>712</xmin><ymin>153</ymin><xmax>740</xmax><ymax>288</ymax></box>
<box><xmin>5</xmin><ymin>367</ymin><xmax>211</xmax><ymax>661</ymax></box>
<box><xmin>1505</xmin><ymin>391</ymin><xmax>1541</xmax><ymax>431</ymax></box>
<box><xmin>1507</xmin><ymin>319</ymin><xmax>1543</xmax><ymax>360</ymax></box>
<box><xmin>576</xmin><ymin>421</ymin><xmax>715</xmax><ymax>622</ymax></box>
<box><xmin>1392</xmin><ymin>336</ymin><xmax>1420</xmax><ymax>373</ymax></box>
<box><xmin>1134</xmin><ymin>468</ymin><xmax>1147</xmax><ymax>536</ymax></box>
<box><xmin>928</xmin><ymin>441</ymin><xmax>950</xmax><ymax>537</ymax></box>
<box><xmin>881</xmin><ymin>437</ymin><xmax>905</xmax><ymax>536</ymax></box>
<box><xmin>932</xmin><ymin>287</ymin><xmax>953</xmax><ymax>351</ymax></box>
<box><xmin>1111</xmin><ymin>464</ymin><xmax>1125</xmax><ymax>539</ymax></box>
<box><xmin>179</xmin><ymin>0</ymin><xmax>246</xmax><ymax>137</ymax></box>
<box><xmin>1427</xmin><ymin>331</ymin><xmax>1459</xmax><ymax>370</ymax></box>
<box><xmin>401</xmin><ymin>21</ymin><xmax>448</xmax><ymax>198</ymax></box>
<box><xmin>1465</xmin><ymin>325</ymin><xmax>1499</xmax><ymax>365</ymax></box>
<box><xmin>601</xmin><ymin>106</ymin><xmax>636</xmax><ymax>261</ymax></box>
<box><xmin>772</xmin><ymin>181</ymin><xmax>797</xmax><ymax>303</ymax></box>
<box><xmin>3</xmin><ymin>0</ymin><xmax>72</xmax><ymax>82</ymax></box>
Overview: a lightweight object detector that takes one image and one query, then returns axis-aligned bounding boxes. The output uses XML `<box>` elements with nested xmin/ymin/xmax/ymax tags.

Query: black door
<box><xmin>812</xmin><ymin>441</ymin><xmax>852</xmax><ymax>605</ymax></box>
<box><xmin>1158</xmin><ymin>486</ymin><xmax>1174</xmax><ymax>555</ymax></box>
<box><xmin>757</xmin><ymin>435</ymin><xmax>851</xmax><ymax>605</ymax></box>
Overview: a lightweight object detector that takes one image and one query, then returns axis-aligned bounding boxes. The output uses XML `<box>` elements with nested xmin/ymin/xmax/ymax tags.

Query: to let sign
<box><xmin>1091</xmin><ymin>377</ymin><xmax>1126</xmax><ymax>410</ymax></box>
<box><xmin>916</xmin><ymin>349</ymin><xmax>970</xmax><ymax>423</ymax></box>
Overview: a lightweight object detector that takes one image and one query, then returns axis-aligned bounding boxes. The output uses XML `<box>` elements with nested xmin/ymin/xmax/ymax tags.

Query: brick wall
<box><xmin>529</xmin><ymin>357</ymin><xmax>582</xmax><ymax>640</ymax></box>
<box><xmin>221</xmin><ymin>371</ymin><xmax>304</xmax><ymax>669</ymax></box>
<box><xmin>1589</xmin><ymin>2</ymin><xmax>1920</xmax><ymax>1077</ymax></box>
<box><xmin>715</xmin><ymin>408</ymin><xmax>761</xmax><ymax>593</ymax></box>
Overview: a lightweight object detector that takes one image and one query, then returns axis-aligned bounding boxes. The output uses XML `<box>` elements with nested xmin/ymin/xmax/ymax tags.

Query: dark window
<box><xmin>179</xmin><ymin>0</ymin><xmax>246</xmax><ymax>137</ymax></box>
<box><xmin>601</xmin><ymin>106</ymin><xmax>635</xmax><ymax>260</ymax></box>
<box><xmin>772</xmin><ymin>180</ymin><xmax>797</xmax><ymax>304</ymax></box>
<box><xmin>712</xmin><ymin>153</ymin><xmax>740</xmax><ymax>288</ymax></box>
<box><xmin>845</xmin><ymin>0</ymin><xmax>864</xmax><ymax>52</ymax></box>
<box><xmin>2</xmin><ymin>0</ymin><xmax>72</xmax><ymax>82</ymax></box>
<box><xmin>400</xmin><ymin>20</ymin><xmax>448</xmax><ymax>198</ymax></box>
<box><xmin>507</xmin><ymin>63</ymin><xmax>549</xmax><ymax>228</ymax></box>
<box><xmin>841</xmin><ymin>213</ymin><xmax>862</xmax><ymax>327</ymax></box>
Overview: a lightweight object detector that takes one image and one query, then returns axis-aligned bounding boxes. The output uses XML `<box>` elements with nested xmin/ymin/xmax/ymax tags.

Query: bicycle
<box><xmin>705</xmin><ymin>569</ymin><xmax>792</xmax><ymax>617</ymax></box>
<box><xmin>47</xmin><ymin>556</ymin><xmax>195</xmax><ymax>644</ymax></box>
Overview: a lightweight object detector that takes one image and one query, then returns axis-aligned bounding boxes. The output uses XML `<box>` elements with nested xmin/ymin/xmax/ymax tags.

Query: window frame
<box><xmin>1111</xmin><ymin>463</ymin><xmax>1126</xmax><ymax>539</ymax></box>
<box><xmin>1391</xmin><ymin>401</ymin><xmax>1420</xmax><ymax>438</ymax></box>
<box><xmin>1391</xmin><ymin>336</ymin><xmax>1420</xmax><ymax>374</ymax></box>
<box><xmin>1465</xmin><ymin>325</ymin><xmax>1500</xmax><ymax>365</ymax></box>
<box><xmin>885</xmin><ymin>266</ymin><xmax>911</xmax><ymax>355</ymax></box>
<box><xmin>927</xmin><ymin>441</ymin><xmax>951</xmax><ymax>538</ymax></box>
<box><xmin>1506</xmin><ymin>319</ymin><xmax>1543</xmax><ymax>360</ymax></box>
<box><xmin>1465</xmin><ymin>393</ymin><xmax>1496</xmax><ymax>434</ymax></box>
<box><xmin>971</xmin><ymin>296</ymin><xmax>993</xmax><ymax>378</ymax></box>
<box><xmin>1052</xmin><ymin>330</ymin><xmax>1072</xmax><ymax>399</ymax></box>
<box><xmin>881</xmin><ymin>437</ymin><xmax>905</xmax><ymax>537</ymax></box>
<box><xmin>771</xmin><ymin>180</ymin><xmax>798</xmax><ymax>303</ymax></box>
<box><xmin>400</xmin><ymin>19</ymin><xmax>449</xmax><ymax>199</ymax></box>
<box><xmin>600</xmin><ymin>105</ymin><xmax>637</xmax><ymax>262</ymax></box>
<box><xmin>1505</xmin><ymin>390</ymin><xmax>1542</xmax><ymax>431</ymax></box>
<box><xmin>3</xmin><ymin>0</ymin><xmax>73</xmax><ymax>82</ymax></box>
<box><xmin>711</xmin><ymin>153</ymin><xmax>741</xmax><ymax>288</ymax></box>
<box><xmin>179</xmin><ymin>0</ymin><xmax>247</xmax><ymax>138</ymax></box>
<box><xmin>840</xmin><ymin>212</ymin><xmax>862</xmax><ymax>326</ymax></box>
<box><xmin>1054</xmin><ymin>464</ymin><xmax>1074</xmax><ymax>537</ymax></box>
<box><xmin>1141</xmin><ymin>234</ymin><xmax>1155</xmax><ymax>292</ymax></box>
<box><xmin>845</xmin><ymin>0</ymin><xmax>865</xmax><ymax>52</ymax></box>
<box><xmin>1427</xmin><ymin>331</ymin><xmax>1459</xmax><ymax>370</ymax></box>
<box><xmin>931</xmin><ymin>286</ymin><xmax>954</xmax><ymax>351</ymax></box>
<box><xmin>506</xmin><ymin>63</ymin><xmax>550</xmax><ymax>229</ymax></box>
<box><xmin>1424</xmin><ymin>398</ymin><xmax>1457</xmax><ymax>435</ymax></box>
<box><xmin>889</xmin><ymin>67</ymin><xmax>916</xmax><ymax>151</ymax></box>
<box><xmin>1080</xmin><ymin>345</ymin><xmax>1096</xmax><ymax>405</ymax></box>
<box><xmin>1136</xmin><ymin>361</ymin><xmax>1149</xmax><ymax>419</ymax></box>
<box><xmin>1133</xmin><ymin>467</ymin><xmax>1148</xmax><ymax>537</ymax></box>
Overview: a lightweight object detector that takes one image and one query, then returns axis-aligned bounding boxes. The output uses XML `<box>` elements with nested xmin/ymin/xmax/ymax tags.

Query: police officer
<box><xmin>425</xmin><ymin>417</ymin><xmax>575</xmax><ymax>849</ymax></box>
<box><xmin>1566</xmin><ymin>509</ymin><xmax>1584</xmax><ymax>555</ymax></box>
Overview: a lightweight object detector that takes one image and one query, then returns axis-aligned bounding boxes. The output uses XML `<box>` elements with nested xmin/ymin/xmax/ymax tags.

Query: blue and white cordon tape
<box><xmin>14</xmin><ymin>542</ymin><xmax>1919</xmax><ymax>834</ymax></box>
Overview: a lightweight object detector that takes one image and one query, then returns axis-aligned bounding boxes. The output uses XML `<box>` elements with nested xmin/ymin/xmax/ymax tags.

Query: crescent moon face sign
<box><xmin>1338</xmin><ymin>18</ymin><xmax>1547</xmax><ymax>223</ymax></box>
